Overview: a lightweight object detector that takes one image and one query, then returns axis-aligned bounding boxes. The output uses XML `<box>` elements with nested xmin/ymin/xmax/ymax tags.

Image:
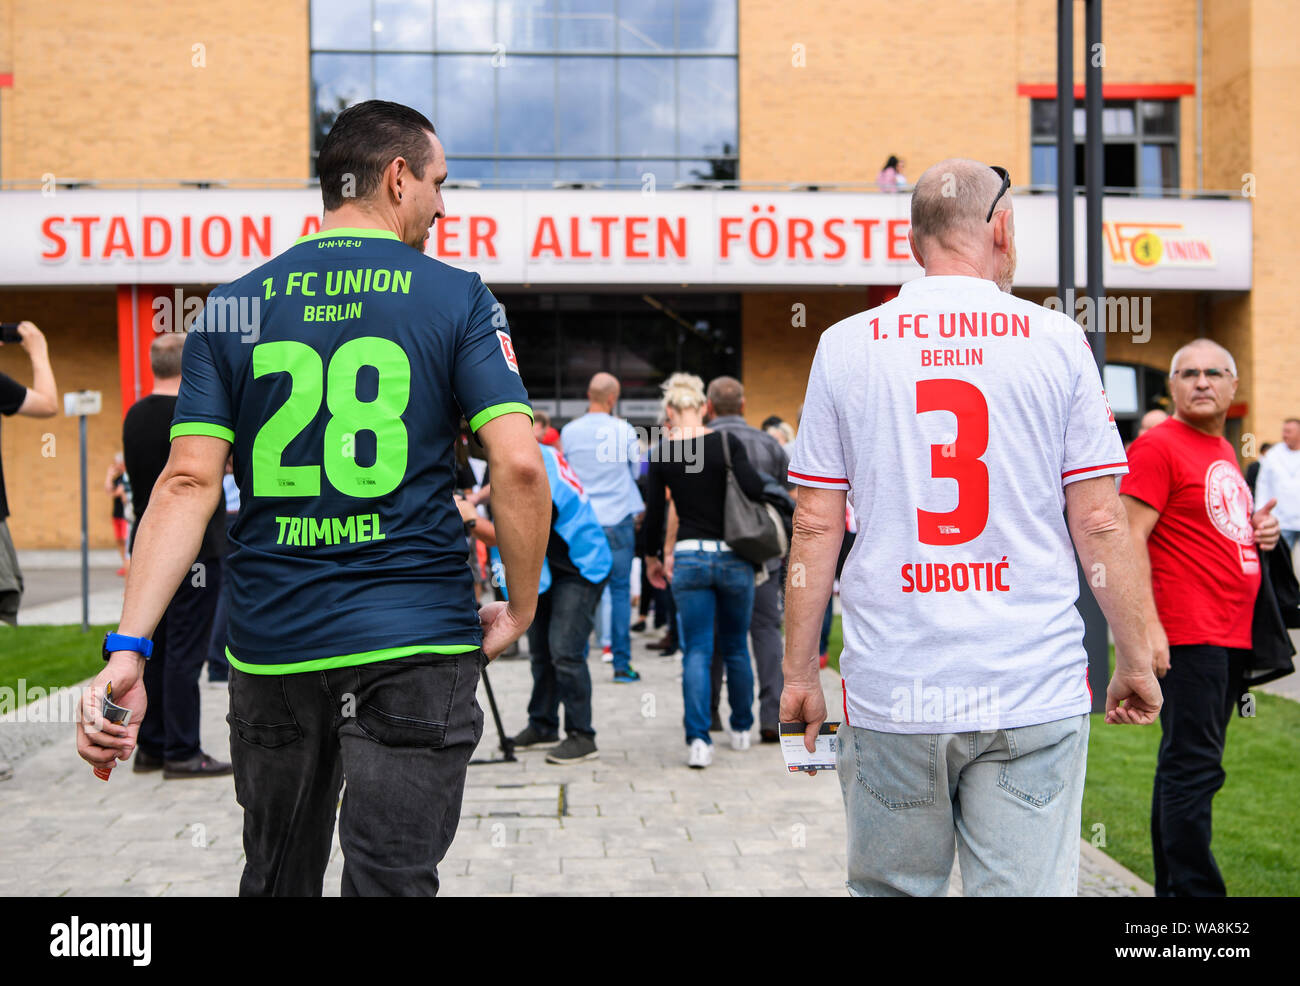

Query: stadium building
<box><xmin>0</xmin><ymin>0</ymin><xmax>1295</xmax><ymax>548</ymax></box>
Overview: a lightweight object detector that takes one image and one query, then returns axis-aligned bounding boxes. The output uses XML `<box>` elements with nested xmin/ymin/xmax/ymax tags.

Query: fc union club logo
<box><xmin>1204</xmin><ymin>459</ymin><xmax>1255</xmax><ymax>546</ymax></box>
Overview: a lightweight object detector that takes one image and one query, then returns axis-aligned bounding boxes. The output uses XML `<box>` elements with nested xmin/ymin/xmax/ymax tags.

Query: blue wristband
<box><xmin>102</xmin><ymin>633</ymin><xmax>154</xmax><ymax>662</ymax></box>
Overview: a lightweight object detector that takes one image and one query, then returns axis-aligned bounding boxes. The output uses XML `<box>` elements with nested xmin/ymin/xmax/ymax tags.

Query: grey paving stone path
<box><xmin>0</xmin><ymin>618</ymin><xmax>1154</xmax><ymax>896</ymax></box>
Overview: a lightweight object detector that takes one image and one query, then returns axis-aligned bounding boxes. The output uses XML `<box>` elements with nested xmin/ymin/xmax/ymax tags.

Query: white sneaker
<box><xmin>729</xmin><ymin>729</ymin><xmax>751</xmax><ymax>751</ymax></box>
<box><xmin>600</xmin><ymin>646</ymin><xmax>613</xmax><ymax>663</ymax></box>
<box><xmin>687</xmin><ymin>738</ymin><xmax>713</xmax><ymax>768</ymax></box>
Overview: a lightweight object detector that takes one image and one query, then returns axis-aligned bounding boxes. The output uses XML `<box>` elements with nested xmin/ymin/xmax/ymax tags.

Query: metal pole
<box><xmin>79</xmin><ymin>412</ymin><xmax>89</xmax><ymax>632</ymax></box>
<box><xmin>1081</xmin><ymin>0</ymin><xmax>1109</xmax><ymax>713</ymax></box>
<box><xmin>1057</xmin><ymin>0</ymin><xmax>1075</xmax><ymax>304</ymax></box>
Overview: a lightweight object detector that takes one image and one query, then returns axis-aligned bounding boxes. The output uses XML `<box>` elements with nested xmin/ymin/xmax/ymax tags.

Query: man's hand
<box><xmin>779</xmin><ymin>681</ymin><xmax>828</xmax><ymax>774</ymax></box>
<box><xmin>1149</xmin><ymin>620</ymin><xmax>1171</xmax><ymax>678</ymax></box>
<box><xmin>1252</xmin><ymin>498</ymin><xmax>1280</xmax><ymax>552</ymax></box>
<box><xmin>16</xmin><ymin>320</ymin><xmax>48</xmax><ymax>358</ymax></box>
<box><xmin>76</xmin><ymin>655</ymin><xmax>148</xmax><ymax>774</ymax></box>
<box><xmin>478</xmin><ymin>601</ymin><xmax>533</xmax><ymax>661</ymax></box>
<box><xmin>1104</xmin><ymin>667</ymin><xmax>1162</xmax><ymax>725</ymax></box>
<box><xmin>646</xmin><ymin>555</ymin><xmax>667</xmax><ymax>590</ymax></box>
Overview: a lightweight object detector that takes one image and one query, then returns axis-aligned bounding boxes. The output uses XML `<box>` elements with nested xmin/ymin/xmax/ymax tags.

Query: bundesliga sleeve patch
<box><xmin>497</xmin><ymin>330</ymin><xmax>520</xmax><ymax>374</ymax></box>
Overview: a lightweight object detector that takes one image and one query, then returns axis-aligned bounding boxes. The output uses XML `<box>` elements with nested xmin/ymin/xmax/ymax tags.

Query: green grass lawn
<box><xmin>0</xmin><ymin>624</ymin><xmax>112</xmax><ymax>695</ymax></box>
<box><xmin>824</xmin><ymin>612</ymin><xmax>1300</xmax><ymax>895</ymax></box>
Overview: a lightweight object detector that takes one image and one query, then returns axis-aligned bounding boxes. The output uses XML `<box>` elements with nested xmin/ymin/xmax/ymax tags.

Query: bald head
<box><xmin>1170</xmin><ymin>339</ymin><xmax>1237</xmax><ymax>379</ymax></box>
<box><xmin>1139</xmin><ymin>408</ymin><xmax>1169</xmax><ymax>434</ymax></box>
<box><xmin>587</xmin><ymin>372</ymin><xmax>620</xmax><ymax>413</ymax></box>
<box><xmin>909</xmin><ymin>158</ymin><xmax>1017</xmax><ymax>291</ymax></box>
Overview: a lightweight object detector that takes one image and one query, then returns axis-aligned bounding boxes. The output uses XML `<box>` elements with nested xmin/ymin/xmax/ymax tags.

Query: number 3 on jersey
<box><xmin>916</xmin><ymin>378</ymin><xmax>989</xmax><ymax>546</ymax></box>
<box><xmin>251</xmin><ymin>338</ymin><xmax>411</xmax><ymax>498</ymax></box>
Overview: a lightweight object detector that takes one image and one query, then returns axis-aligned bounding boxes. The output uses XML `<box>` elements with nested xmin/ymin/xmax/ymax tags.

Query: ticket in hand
<box><xmin>92</xmin><ymin>682</ymin><xmax>133</xmax><ymax>782</ymax></box>
<box><xmin>779</xmin><ymin>721</ymin><xmax>840</xmax><ymax>772</ymax></box>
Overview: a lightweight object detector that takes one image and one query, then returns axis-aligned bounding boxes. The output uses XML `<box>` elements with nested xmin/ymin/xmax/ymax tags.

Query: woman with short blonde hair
<box><xmin>643</xmin><ymin>372</ymin><xmax>767</xmax><ymax>768</ymax></box>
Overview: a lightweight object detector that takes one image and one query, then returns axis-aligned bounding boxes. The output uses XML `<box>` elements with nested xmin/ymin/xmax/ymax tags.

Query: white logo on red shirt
<box><xmin>496</xmin><ymin>330</ymin><xmax>520</xmax><ymax>374</ymax></box>
<box><xmin>1204</xmin><ymin>459</ymin><xmax>1254</xmax><ymax>546</ymax></box>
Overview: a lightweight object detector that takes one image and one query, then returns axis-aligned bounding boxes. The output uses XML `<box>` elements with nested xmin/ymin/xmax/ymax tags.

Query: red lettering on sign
<box><xmin>658</xmin><ymin>216</ymin><xmax>686</xmax><ymax>258</ymax></box>
<box><xmin>142</xmin><ymin>216</ymin><xmax>171</xmax><ymax>258</ymax></box>
<box><xmin>887</xmin><ymin>219</ymin><xmax>910</xmax><ymax>260</ymax></box>
<box><xmin>625</xmin><ymin>216</ymin><xmax>649</xmax><ymax>258</ymax></box>
<box><xmin>531</xmin><ymin>216</ymin><xmax>561</xmax><ymax>258</ymax></box>
<box><xmin>469</xmin><ymin>216</ymin><xmax>497</xmax><ymax>258</ymax></box>
<box><xmin>41</xmin><ymin>217</ymin><xmax>67</xmax><ymax>259</ymax></box>
<box><xmin>241</xmin><ymin>216</ymin><xmax>271</xmax><ymax>258</ymax></box>
<box><xmin>436</xmin><ymin>215</ymin><xmax>461</xmax><ymax>257</ymax></box>
<box><xmin>102</xmin><ymin>216</ymin><xmax>134</xmax><ymax>259</ymax></box>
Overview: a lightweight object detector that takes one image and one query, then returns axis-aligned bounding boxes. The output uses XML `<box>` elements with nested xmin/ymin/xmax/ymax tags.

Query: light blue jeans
<box><xmin>836</xmin><ymin>714</ymin><xmax>1090</xmax><ymax>896</ymax></box>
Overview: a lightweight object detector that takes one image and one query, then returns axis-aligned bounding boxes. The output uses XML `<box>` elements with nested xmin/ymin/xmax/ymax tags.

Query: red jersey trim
<box><xmin>842</xmin><ymin>679</ymin><xmax>850</xmax><ymax>727</ymax></box>
<box><xmin>1062</xmin><ymin>462</ymin><xmax>1127</xmax><ymax>479</ymax></box>
<box><xmin>789</xmin><ymin>470</ymin><xmax>850</xmax><ymax>486</ymax></box>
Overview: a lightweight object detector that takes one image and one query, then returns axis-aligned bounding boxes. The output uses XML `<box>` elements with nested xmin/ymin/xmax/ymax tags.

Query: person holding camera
<box><xmin>0</xmin><ymin>320</ymin><xmax>58</xmax><ymax>625</ymax></box>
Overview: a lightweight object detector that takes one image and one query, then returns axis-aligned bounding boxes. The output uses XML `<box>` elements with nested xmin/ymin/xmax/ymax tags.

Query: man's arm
<box><xmin>474</xmin><ymin>412</ymin><xmax>550</xmax><ymax>658</ymax></box>
<box><xmin>1118</xmin><ymin>493</ymin><xmax>1168</xmax><ymax>676</ymax></box>
<box><xmin>781</xmin><ymin>486</ymin><xmax>845</xmax><ymax>753</ymax></box>
<box><xmin>1064</xmin><ymin>478</ymin><xmax>1161</xmax><ymax>724</ymax></box>
<box><xmin>14</xmin><ymin>322</ymin><xmax>57</xmax><ymax>417</ymax></box>
<box><xmin>77</xmin><ymin>435</ymin><xmax>229</xmax><ymax>770</ymax></box>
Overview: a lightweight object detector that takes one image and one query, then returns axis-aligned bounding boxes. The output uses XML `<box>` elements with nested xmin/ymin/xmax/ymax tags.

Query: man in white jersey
<box><xmin>781</xmin><ymin>158</ymin><xmax>1162</xmax><ymax>896</ymax></box>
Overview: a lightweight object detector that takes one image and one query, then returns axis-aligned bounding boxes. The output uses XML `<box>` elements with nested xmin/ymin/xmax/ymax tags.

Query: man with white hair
<box><xmin>1121</xmin><ymin>338</ymin><xmax>1281</xmax><ymax>896</ymax></box>
<box><xmin>781</xmin><ymin>157</ymin><xmax>1161</xmax><ymax>896</ymax></box>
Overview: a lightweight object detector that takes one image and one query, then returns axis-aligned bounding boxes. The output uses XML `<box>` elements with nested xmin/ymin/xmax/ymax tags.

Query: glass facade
<box><xmin>1030</xmin><ymin>99</ymin><xmax>1180</xmax><ymax>195</ymax></box>
<box><xmin>310</xmin><ymin>0</ymin><xmax>738</xmax><ymax>187</ymax></box>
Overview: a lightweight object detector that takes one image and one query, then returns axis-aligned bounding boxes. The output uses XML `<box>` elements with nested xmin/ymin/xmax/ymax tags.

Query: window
<box><xmin>310</xmin><ymin>0</ymin><xmax>739</xmax><ymax>187</ymax></box>
<box><xmin>1030</xmin><ymin>99</ymin><xmax>1179</xmax><ymax>195</ymax></box>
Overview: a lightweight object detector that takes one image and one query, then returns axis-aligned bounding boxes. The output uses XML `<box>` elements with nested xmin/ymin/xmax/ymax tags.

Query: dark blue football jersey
<box><xmin>171</xmin><ymin>226</ymin><xmax>532</xmax><ymax>673</ymax></box>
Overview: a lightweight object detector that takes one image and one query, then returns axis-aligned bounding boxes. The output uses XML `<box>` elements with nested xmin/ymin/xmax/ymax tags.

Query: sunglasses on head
<box><xmin>986</xmin><ymin>166</ymin><xmax>1010</xmax><ymax>223</ymax></box>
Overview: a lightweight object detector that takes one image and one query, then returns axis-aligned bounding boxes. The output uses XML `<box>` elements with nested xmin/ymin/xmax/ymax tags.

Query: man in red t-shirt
<box><xmin>1121</xmin><ymin>338</ymin><xmax>1281</xmax><ymax>897</ymax></box>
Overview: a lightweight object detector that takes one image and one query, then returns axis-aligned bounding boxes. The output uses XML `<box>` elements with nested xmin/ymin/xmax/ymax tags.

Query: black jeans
<box><xmin>526</xmin><ymin>571</ymin><xmax>605</xmax><ymax>738</ymax></box>
<box><xmin>1151</xmin><ymin>644</ymin><xmax>1248</xmax><ymax>897</ymax></box>
<box><xmin>229</xmin><ymin>650</ymin><xmax>485</xmax><ymax>896</ymax></box>
<box><xmin>139</xmin><ymin>559</ymin><xmax>219</xmax><ymax>762</ymax></box>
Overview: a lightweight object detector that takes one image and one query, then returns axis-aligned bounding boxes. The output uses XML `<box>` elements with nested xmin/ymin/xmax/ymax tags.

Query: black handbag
<box><xmin>1244</xmin><ymin>549</ymin><xmax>1297</xmax><ymax>686</ymax></box>
<box><xmin>719</xmin><ymin>433</ymin><xmax>786</xmax><ymax>565</ymax></box>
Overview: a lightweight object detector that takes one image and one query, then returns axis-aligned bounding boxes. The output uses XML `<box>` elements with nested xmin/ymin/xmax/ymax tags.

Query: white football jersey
<box><xmin>788</xmin><ymin>276</ymin><xmax>1126</xmax><ymax>733</ymax></box>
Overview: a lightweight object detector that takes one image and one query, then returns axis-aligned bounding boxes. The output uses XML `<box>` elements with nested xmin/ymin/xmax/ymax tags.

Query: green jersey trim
<box><xmin>469</xmin><ymin>401</ymin><xmax>534</xmax><ymax>433</ymax></box>
<box><xmin>226</xmin><ymin>642</ymin><xmax>479</xmax><ymax>675</ymax></box>
<box><xmin>295</xmin><ymin>226</ymin><xmax>401</xmax><ymax>245</ymax></box>
<box><xmin>170</xmin><ymin>421</ymin><xmax>235</xmax><ymax>443</ymax></box>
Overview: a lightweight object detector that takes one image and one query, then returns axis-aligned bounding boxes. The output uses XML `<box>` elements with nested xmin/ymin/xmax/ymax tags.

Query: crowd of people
<box><xmin>452</xmin><ymin>368</ymin><xmax>803</xmax><ymax>769</ymax></box>
<box><xmin>56</xmin><ymin>101</ymin><xmax>1297</xmax><ymax>897</ymax></box>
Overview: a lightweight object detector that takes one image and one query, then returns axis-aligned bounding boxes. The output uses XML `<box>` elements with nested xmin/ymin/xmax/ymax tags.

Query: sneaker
<box><xmin>163</xmin><ymin>751</ymin><xmax>233</xmax><ymax>779</ymax></box>
<box><xmin>687</xmin><ymin>738</ymin><xmax>713</xmax><ymax>768</ymax></box>
<box><xmin>132</xmin><ymin>748</ymin><xmax>164</xmax><ymax>773</ymax></box>
<box><xmin>613</xmin><ymin>668</ymin><xmax>641</xmax><ymax>683</ymax></box>
<box><xmin>601</xmin><ymin>646</ymin><xmax>613</xmax><ymax>663</ymax></box>
<box><xmin>511</xmin><ymin>724</ymin><xmax>560</xmax><ymax>748</ymax></box>
<box><xmin>545</xmin><ymin>734</ymin><xmax>599</xmax><ymax>764</ymax></box>
<box><xmin>730</xmin><ymin>729</ymin><xmax>752</xmax><ymax>751</ymax></box>
<box><xmin>631</xmin><ymin>619</ymin><xmax>647</xmax><ymax>633</ymax></box>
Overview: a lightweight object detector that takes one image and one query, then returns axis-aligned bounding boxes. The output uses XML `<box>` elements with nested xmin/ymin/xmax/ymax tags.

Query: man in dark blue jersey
<box><xmin>77</xmin><ymin>100</ymin><xmax>551</xmax><ymax>896</ymax></box>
